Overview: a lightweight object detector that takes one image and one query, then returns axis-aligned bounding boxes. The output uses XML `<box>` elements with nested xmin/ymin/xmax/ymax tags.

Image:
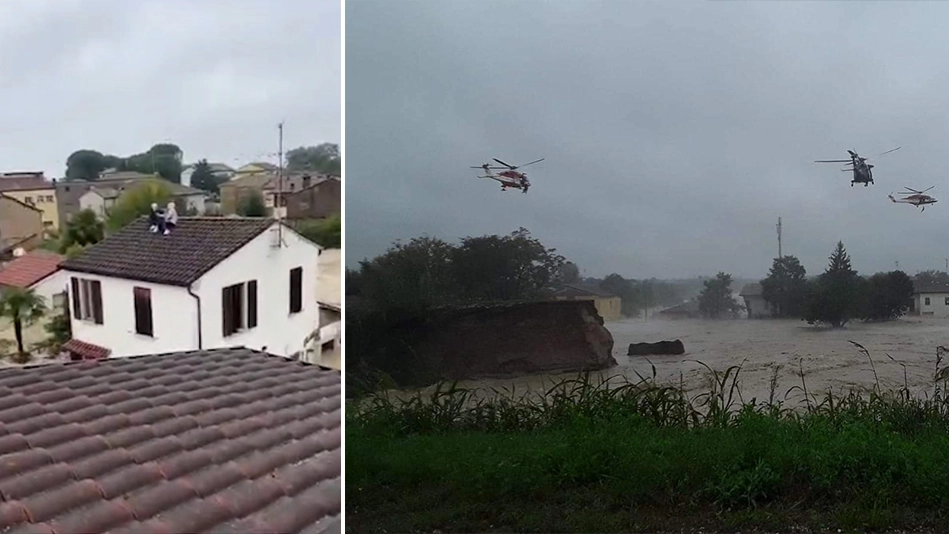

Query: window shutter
<box><xmin>70</xmin><ymin>277</ymin><xmax>81</xmax><ymax>319</ymax></box>
<box><xmin>222</xmin><ymin>287</ymin><xmax>233</xmax><ymax>336</ymax></box>
<box><xmin>289</xmin><ymin>267</ymin><xmax>302</xmax><ymax>313</ymax></box>
<box><xmin>91</xmin><ymin>281</ymin><xmax>103</xmax><ymax>324</ymax></box>
<box><xmin>247</xmin><ymin>280</ymin><xmax>258</xmax><ymax>329</ymax></box>
<box><xmin>134</xmin><ymin>288</ymin><xmax>153</xmax><ymax>336</ymax></box>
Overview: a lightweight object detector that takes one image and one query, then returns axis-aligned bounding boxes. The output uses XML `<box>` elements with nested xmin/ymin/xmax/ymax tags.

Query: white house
<box><xmin>0</xmin><ymin>250</ymin><xmax>68</xmax><ymax>308</ymax></box>
<box><xmin>739</xmin><ymin>282</ymin><xmax>773</xmax><ymax>318</ymax></box>
<box><xmin>913</xmin><ymin>280</ymin><xmax>949</xmax><ymax>316</ymax></box>
<box><xmin>58</xmin><ymin>217</ymin><xmax>322</xmax><ymax>360</ymax></box>
<box><xmin>78</xmin><ymin>187</ymin><xmax>119</xmax><ymax>220</ymax></box>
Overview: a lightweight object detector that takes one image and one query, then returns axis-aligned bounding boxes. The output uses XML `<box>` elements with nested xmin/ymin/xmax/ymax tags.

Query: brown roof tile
<box><xmin>59</xmin><ymin>217</ymin><xmax>275</xmax><ymax>286</ymax></box>
<box><xmin>0</xmin><ymin>347</ymin><xmax>340</xmax><ymax>533</ymax></box>
<box><xmin>0</xmin><ymin>175</ymin><xmax>53</xmax><ymax>192</ymax></box>
<box><xmin>0</xmin><ymin>251</ymin><xmax>64</xmax><ymax>289</ymax></box>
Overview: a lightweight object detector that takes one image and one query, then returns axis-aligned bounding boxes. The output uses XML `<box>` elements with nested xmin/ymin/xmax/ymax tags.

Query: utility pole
<box><xmin>276</xmin><ymin>122</ymin><xmax>285</xmax><ymax>244</ymax></box>
<box><xmin>776</xmin><ymin>217</ymin><xmax>782</xmax><ymax>258</ymax></box>
<box><xmin>895</xmin><ymin>260</ymin><xmax>899</xmax><ymax>270</ymax></box>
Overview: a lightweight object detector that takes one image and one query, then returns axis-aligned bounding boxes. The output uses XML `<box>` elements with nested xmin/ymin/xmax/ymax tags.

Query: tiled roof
<box><xmin>0</xmin><ymin>251</ymin><xmax>63</xmax><ymax>288</ymax></box>
<box><xmin>59</xmin><ymin>217</ymin><xmax>275</xmax><ymax>286</ymax></box>
<box><xmin>552</xmin><ymin>284</ymin><xmax>618</xmax><ymax>299</ymax></box>
<box><xmin>61</xmin><ymin>339</ymin><xmax>111</xmax><ymax>360</ymax></box>
<box><xmin>0</xmin><ymin>175</ymin><xmax>53</xmax><ymax>192</ymax></box>
<box><xmin>0</xmin><ymin>347</ymin><xmax>341</xmax><ymax>533</ymax></box>
<box><xmin>914</xmin><ymin>280</ymin><xmax>949</xmax><ymax>294</ymax></box>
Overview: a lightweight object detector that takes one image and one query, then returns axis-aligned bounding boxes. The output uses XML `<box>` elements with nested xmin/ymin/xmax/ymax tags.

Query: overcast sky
<box><xmin>346</xmin><ymin>0</ymin><xmax>949</xmax><ymax>280</ymax></box>
<box><xmin>0</xmin><ymin>0</ymin><xmax>339</xmax><ymax>174</ymax></box>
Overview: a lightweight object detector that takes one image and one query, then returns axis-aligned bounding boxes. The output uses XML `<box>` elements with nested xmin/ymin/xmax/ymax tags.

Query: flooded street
<box><xmin>413</xmin><ymin>316</ymin><xmax>949</xmax><ymax>405</ymax></box>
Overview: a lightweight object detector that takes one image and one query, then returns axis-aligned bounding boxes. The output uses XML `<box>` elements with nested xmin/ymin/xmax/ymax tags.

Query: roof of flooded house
<box><xmin>739</xmin><ymin>282</ymin><xmax>763</xmax><ymax>297</ymax></box>
<box><xmin>0</xmin><ymin>251</ymin><xmax>64</xmax><ymax>288</ymax></box>
<box><xmin>552</xmin><ymin>284</ymin><xmax>618</xmax><ymax>299</ymax></box>
<box><xmin>0</xmin><ymin>347</ymin><xmax>341</xmax><ymax>533</ymax></box>
<box><xmin>914</xmin><ymin>280</ymin><xmax>949</xmax><ymax>294</ymax></box>
<box><xmin>59</xmin><ymin>217</ymin><xmax>275</xmax><ymax>286</ymax></box>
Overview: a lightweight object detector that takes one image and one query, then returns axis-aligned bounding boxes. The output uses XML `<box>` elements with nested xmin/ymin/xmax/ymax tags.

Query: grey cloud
<box><xmin>346</xmin><ymin>0</ymin><xmax>949</xmax><ymax>279</ymax></box>
<box><xmin>0</xmin><ymin>0</ymin><xmax>339</xmax><ymax>175</ymax></box>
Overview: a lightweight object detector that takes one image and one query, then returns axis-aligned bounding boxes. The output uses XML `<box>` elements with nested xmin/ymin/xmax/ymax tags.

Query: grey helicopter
<box><xmin>814</xmin><ymin>146</ymin><xmax>901</xmax><ymax>187</ymax></box>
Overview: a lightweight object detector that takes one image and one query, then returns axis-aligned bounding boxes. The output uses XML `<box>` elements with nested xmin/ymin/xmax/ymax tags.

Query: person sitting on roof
<box><xmin>164</xmin><ymin>202</ymin><xmax>178</xmax><ymax>235</ymax></box>
<box><xmin>148</xmin><ymin>203</ymin><xmax>166</xmax><ymax>234</ymax></box>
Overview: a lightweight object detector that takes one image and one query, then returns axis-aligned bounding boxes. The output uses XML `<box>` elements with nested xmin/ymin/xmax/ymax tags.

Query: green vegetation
<box><xmin>105</xmin><ymin>180</ymin><xmax>174</xmax><ymax>232</ymax></box>
<box><xmin>0</xmin><ymin>288</ymin><xmax>47</xmax><ymax>360</ymax></box>
<box><xmin>285</xmin><ymin>143</ymin><xmax>341</xmax><ymax>175</ymax></box>
<box><xmin>349</xmin><ymin>345</ymin><xmax>949</xmax><ymax>532</ymax></box>
<box><xmin>189</xmin><ymin>159</ymin><xmax>229</xmax><ymax>194</ymax></box>
<box><xmin>66</xmin><ymin>144</ymin><xmax>184</xmax><ymax>182</ymax></box>
<box><xmin>697</xmin><ymin>271</ymin><xmax>743</xmax><ymax>318</ymax></box>
<box><xmin>237</xmin><ymin>190</ymin><xmax>267</xmax><ymax>217</ymax></box>
<box><xmin>295</xmin><ymin>215</ymin><xmax>341</xmax><ymax>249</ymax></box>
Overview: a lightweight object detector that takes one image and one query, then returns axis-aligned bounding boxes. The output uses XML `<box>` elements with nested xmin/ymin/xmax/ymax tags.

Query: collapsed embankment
<box><xmin>417</xmin><ymin>300</ymin><xmax>617</xmax><ymax>379</ymax></box>
<box><xmin>347</xmin><ymin>299</ymin><xmax>616</xmax><ymax>394</ymax></box>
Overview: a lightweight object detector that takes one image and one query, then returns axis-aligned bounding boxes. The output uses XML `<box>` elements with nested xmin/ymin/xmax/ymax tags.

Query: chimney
<box><xmin>302</xmin><ymin>174</ymin><xmax>311</xmax><ymax>189</ymax></box>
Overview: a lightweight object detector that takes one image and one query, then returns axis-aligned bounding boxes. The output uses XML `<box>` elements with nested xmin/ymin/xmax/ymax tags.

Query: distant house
<box><xmin>219</xmin><ymin>173</ymin><xmax>274</xmax><ymax>215</ymax></box>
<box><xmin>739</xmin><ymin>282</ymin><xmax>774</xmax><ymax>318</ymax></box>
<box><xmin>0</xmin><ymin>194</ymin><xmax>45</xmax><ymax>256</ymax></box>
<box><xmin>283</xmin><ymin>175</ymin><xmax>341</xmax><ymax>220</ymax></box>
<box><xmin>0</xmin><ymin>250</ymin><xmax>67</xmax><ymax>309</ymax></box>
<box><xmin>58</xmin><ymin>175</ymin><xmax>207</xmax><ymax>224</ymax></box>
<box><xmin>913</xmin><ymin>280</ymin><xmax>949</xmax><ymax>316</ymax></box>
<box><xmin>180</xmin><ymin>162</ymin><xmax>235</xmax><ymax>188</ymax></box>
<box><xmin>0</xmin><ymin>172</ymin><xmax>59</xmax><ymax>230</ymax></box>
<box><xmin>658</xmin><ymin>299</ymin><xmax>701</xmax><ymax>320</ymax></box>
<box><xmin>58</xmin><ymin>217</ymin><xmax>323</xmax><ymax>360</ymax></box>
<box><xmin>234</xmin><ymin>162</ymin><xmax>278</xmax><ymax>179</ymax></box>
<box><xmin>551</xmin><ymin>284</ymin><xmax>623</xmax><ymax>322</ymax></box>
<box><xmin>78</xmin><ymin>186</ymin><xmax>120</xmax><ymax>219</ymax></box>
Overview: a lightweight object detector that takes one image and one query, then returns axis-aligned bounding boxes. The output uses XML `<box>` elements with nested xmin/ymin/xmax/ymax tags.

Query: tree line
<box><xmin>63</xmin><ymin>142</ymin><xmax>341</xmax><ymax>193</ymax></box>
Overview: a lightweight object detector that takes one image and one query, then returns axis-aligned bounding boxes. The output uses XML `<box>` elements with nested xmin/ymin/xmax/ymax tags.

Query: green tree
<box><xmin>450</xmin><ymin>228</ymin><xmax>565</xmax><ymax>302</ymax></box>
<box><xmin>189</xmin><ymin>159</ymin><xmax>227</xmax><ymax>193</ymax></box>
<box><xmin>296</xmin><ymin>215</ymin><xmax>341</xmax><ymax>249</ymax></box>
<box><xmin>557</xmin><ymin>261</ymin><xmax>581</xmax><ymax>284</ymax></box>
<box><xmin>803</xmin><ymin>241</ymin><xmax>862</xmax><ymax>328</ymax></box>
<box><xmin>0</xmin><ymin>288</ymin><xmax>47</xmax><ymax>356</ymax></box>
<box><xmin>600</xmin><ymin>273</ymin><xmax>641</xmax><ymax>316</ymax></box>
<box><xmin>862</xmin><ymin>270</ymin><xmax>914</xmax><ymax>322</ymax></box>
<box><xmin>65</xmin><ymin>150</ymin><xmax>116</xmax><ymax>181</ymax></box>
<box><xmin>59</xmin><ymin>209</ymin><xmax>104</xmax><ymax>253</ymax></box>
<box><xmin>698</xmin><ymin>272</ymin><xmax>743</xmax><ymax>318</ymax></box>
<box><xmin>106</xmin><ymin>180</ymin><xmax>174</xmax><ymax>232</ymax></box>
<box><xmin>356</xmin><ymin>236</ymin><xmax>457</xmax><ymax>309</ymax></box>
<box><xmin>124</xmin><ymin>144</ymin><xmax>184</xmax><ymax>183</ymax></box>
<box><xmin>286</xmin><ymin>144</ymin><xmax>341</xmax><ymax>175</ymax></box>
<box><xmin>760</xmin><ymin>255</ymin><xmax>808</xmax><ymax>317</ymax></box>
<box><xmin>237</xmin><ymin>190</ymin><xmax>267</xmax><ymax>217</ymax></box>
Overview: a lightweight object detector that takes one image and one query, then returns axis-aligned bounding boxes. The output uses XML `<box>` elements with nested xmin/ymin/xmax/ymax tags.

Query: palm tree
<box><xmin>0</xmin><ymin>288</ymin><xmax>48</xmax><ymax>357</ymax></box>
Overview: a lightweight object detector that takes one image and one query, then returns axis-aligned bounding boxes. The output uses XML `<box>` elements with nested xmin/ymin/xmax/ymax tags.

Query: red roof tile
<box><xmin>61</xmin><ymin>339</ymin><xmax>111</xmax><ymax>360</ymax></box>
<box><xmin>0</xmin><ymin>347</ymin><xmax>341</xmax><ymax>533</ymax></box>
<box><xmin>0</xmin><ymin>252</ymin><xmax>64</xmax><ymax>289</ymax></box>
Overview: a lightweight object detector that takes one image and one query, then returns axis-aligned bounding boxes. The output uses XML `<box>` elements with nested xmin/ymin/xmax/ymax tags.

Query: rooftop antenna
<box><xmin>277</xmin><ymin>121</ymin><xmax>285</xmax><ymax>246</ymax></box>
<box><xmin>776</xmin><ymin>217</ymin><xmax>782</xmax><ymax>258</ymax></box>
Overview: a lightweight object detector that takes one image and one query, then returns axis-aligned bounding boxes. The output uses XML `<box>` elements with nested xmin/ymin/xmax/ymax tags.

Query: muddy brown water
<box><xmin>394</xmin><ymin>316</ymin><xmax>949</xmax><ymax>407</ymax></box>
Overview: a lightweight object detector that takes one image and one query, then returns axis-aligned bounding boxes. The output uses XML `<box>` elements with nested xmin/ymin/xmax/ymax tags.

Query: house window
<box><xmin>70</xmin><ymin>277</ymin><xmax>103</xmax><ymax>324</ymax></box>
<box><xmin>24</xmin><ymin>196</ymin><xmax>33</xmax><ymax>205</ymax></box>
<box><xmin>289</xmin><ymin>266</ymin><xmax>303</xmax><ymax>314</ymax></box>
<box><xmin>944</xmin><ymin>297</ymin><xmax>949</xmax><ymax>306</ymax></box>
<box><xmin>222</xmin><ymin>280</ymin><xmax>258</xmax><ymax>336</ymax></box>
<box><xmin>133</xmin><ymin>287</ymin><xmax>153</xmax><ymax>337</ymax></box>
<box><xmin>926</xmin><ymin>297</ymin><xmax>931</xmax><ymax>306</ymax></box>
<box><xmin>46</xmin><ymin>195</ymin><xmax>54</xmax><ymax>202</ymax></box>
<box><xmin>36</xmin><ymin>196</ymin><xmax>44</xmax><ymax>203</ymax></box>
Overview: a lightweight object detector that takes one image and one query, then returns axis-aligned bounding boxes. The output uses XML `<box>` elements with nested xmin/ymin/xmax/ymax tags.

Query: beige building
<box><xmin>551</xmin><ymin>284</ymin><xmax>623</xmax><ymax>322</ymax></box>
<box><xmin>0</xmin><ymin>194</ymin><xmax>45</xmax><ymax>256</ymax></box>
<box><xmin>0</xmin><ymin>172</ymin><xmax>59</xmax><ymax>231</ymax></box>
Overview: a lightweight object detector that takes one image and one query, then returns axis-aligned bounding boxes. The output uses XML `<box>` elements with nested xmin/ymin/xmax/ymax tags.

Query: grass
<box><xmin>347</xmin><ymin>344</ymin><xmax>949</xmax><ymax>533</ymax></box>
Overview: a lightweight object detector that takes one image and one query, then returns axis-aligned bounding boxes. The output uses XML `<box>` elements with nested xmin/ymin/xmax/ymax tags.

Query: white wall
<box><xmin>180</xmin><ymin>194</ymin><xmax>206</xmax><ymax>215</ymax></box>
<box><xmin>64</xmin><ymin>272</ymin><xmax>199</xmax><ymax>357</ymax></box>
<box><xmin>180</xmin><ymin>167</ymin><xmax>195</xmax><ymax>188</ymax></box>
<box><xmin>743</xmin><ymin>295</ymin><xmax>772</xmax><ymax>318</ymax></box>
<box><xmin>194</xmin><ymin>223</ymin><xmax>321</xmax><ymax>357</ymax></box>
<box><xmin>78</xmin><ymin>192</ymin><xmax>106</xmax><ymax>219</ymax></box>
<box><xmin>31</xmin><ymin>270</ymin><xmax>69</xmax><ymax>309</ymax></box>
<box><xmin>916</xmin><ymin>293</ymin><xmax>949</xmax><ymax>316</ymax></box>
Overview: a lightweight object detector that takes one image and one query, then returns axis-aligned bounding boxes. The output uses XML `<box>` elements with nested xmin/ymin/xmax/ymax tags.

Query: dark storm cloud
<box><xmin>346</xmin><ymin>0</ymin><xmax>949</xmax><ymax>279</ymax></box>
<box><xmin>0</xmin><ymin>0</ymin><xmax>339</xmax><ymax>175</ymax></box>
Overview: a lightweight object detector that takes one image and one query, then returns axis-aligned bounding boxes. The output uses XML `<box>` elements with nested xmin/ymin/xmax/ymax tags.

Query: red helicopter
<box><xmin>889</xmin><ymin>186</ymin><xmax>938</xmax><ymax>212</ymax></box>
<box><xmin>470</xmin><ymin>158</ymin><xmax>545</xmax><ymax>194</ymax></box>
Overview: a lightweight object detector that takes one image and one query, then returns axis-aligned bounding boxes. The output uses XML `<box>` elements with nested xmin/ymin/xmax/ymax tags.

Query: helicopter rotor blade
<box><xmin>878</xmin><ymin>146</ymin><xmax>901</xmax><ymax>157</ymax></box>
<box><xmin>493</xmin><ymin>158</ymin><xmax>515</xmax><ymax>169</ymax></box>
<box><xmin>518</xmin><ymin>158</ymin><xmax>546</xmax><ymax>168</ymax></box>
<box><xmin>815</xmin><ymin>159</ymin><xmax>852</xmax><ymax>163</ymax></box>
